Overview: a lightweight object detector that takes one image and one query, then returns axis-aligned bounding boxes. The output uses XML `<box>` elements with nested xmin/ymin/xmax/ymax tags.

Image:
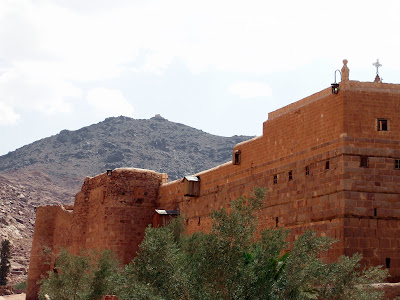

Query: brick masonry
<box><xmin>26</xmin><ymin>72</ymin><xmax>400</xmax><ymax>299</ymax></box>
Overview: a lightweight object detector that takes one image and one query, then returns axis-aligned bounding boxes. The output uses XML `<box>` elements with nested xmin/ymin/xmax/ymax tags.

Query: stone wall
<box><xmin>26</xmin><ymin>168</ymin><xmax>166</xmax><ymax>300</ymax></box>
<box><xmin>27</xmin><ymin>79</ymin><xmax>400</xmax><ymax>299</ymax></box>
<box><xmin>157</xmin><ymin>84</ymin><xmax>400</xmax><ymax>280</ymax></box>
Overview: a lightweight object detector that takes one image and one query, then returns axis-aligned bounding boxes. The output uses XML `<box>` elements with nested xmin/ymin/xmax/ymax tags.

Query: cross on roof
<box><xmin>373</xmin><ymin>59</ymin><xmax>382</xmax><ymax>75</ymax></box>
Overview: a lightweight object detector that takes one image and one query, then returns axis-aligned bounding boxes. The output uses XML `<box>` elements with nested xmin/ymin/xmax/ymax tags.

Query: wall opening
<box><xmin>386</xmin><ymin>257</ymin><xmax>391</xmax><ymax>268</ymax></box>
<box><xmin>374</xmin><ymin>208</ymin><xmax>377</xmax><ymax>217</ymax></box>
<box><xmin>305</xmin><ymin>165</ymin><xmax>310</xmax><ymax>176</ymax></box>
<box><xmin>198</xmin><ymin>217</ymin><xmax>201</xmax><ymax>226</ymax></box>
<box><xmin>377</xmin><ymin>119</ymin><xmax>388</xmax><ymax>131</ymax></box>
<box><xmin>288</xmin><ymin>171</ymin><xmax>293</xmax><ymax>181</ymax></box>
<box><xmin>275</xmin><ymin>217</ymin><xmax>279</xmax><ymax>228</ymax></box>
<box><xmin>395</xmin><ymin>159</ymin><xmax>400</xmax><ymax>170</ymax></box>
<box><xmin>325</xmin><ymin>161</ymin><xmax>330</xmax><ymax>170</ymax></box>
<box><xmin>360</xmin><ymin>156</ymin><xmax>369</xmax><ymax>168</ymax></box>
<box><xmin>233</xmin><ymin>150</ymin><xmax>241</xmax><ymax>165</ymax></box>
<box><xmin>273</xmin><ymin>174</ymin><xmax>278</xmax><ymax>184</ymax></box>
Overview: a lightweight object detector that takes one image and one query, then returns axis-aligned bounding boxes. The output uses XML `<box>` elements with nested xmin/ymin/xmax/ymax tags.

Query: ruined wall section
<box><xmin>26</xmin><ymin>206</ymin><xmax>73</xmax><ymax>300</ymax></box>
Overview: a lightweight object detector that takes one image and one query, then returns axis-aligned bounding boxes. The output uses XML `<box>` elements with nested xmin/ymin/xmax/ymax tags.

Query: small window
<box><xmin>305</xmin><ymin>165</ymin><xmax>310</xmax><ymax>176</ymax></box>
<box><xmin>377</xmin><ymin>119</ymin><xmax>388</xmax><ymax>131</ymax></box>
<box><xmin>288</xmin><ymin>171</ymin><xmax>293</xmax><ymax>181</ymax></box>
<box><xmin>374</xmin><ymin>208</ymin><xmax>377</xmax><ymax>217</ymax></box>
<box><xmin>395</xmin><ymin>159</ymin><xmax>400</xmax><ymax>170</ymax></box>
<box><xmin>360</xmin><ymin>156</ymin><xmax>369</xmax><ymax>168</ymax></box>
<box><xmin>386</xmin><ymin>257</ymin><xmax>391</xmax><ymax>269</ymax></box>
<box><xmin>273</xmin><ymin>174</ymin><xmax>278</xmax><ymax>184</ymax></box>
<box><xmin>325</xmin><ymin>161</ymin><xmax>330</xmax><ymax>170</ymax></box>
<box><xmin>233</xmin><ymin>150</ymin><xmax>241</xmax><ymax>165</ymax></box>
<box><xmin>275</xmin><ymin>217</ymin><xmax>279</xmax><ymax>228</ymax></box>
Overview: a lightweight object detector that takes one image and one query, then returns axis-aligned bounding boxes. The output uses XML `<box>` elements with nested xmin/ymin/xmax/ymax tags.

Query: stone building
<box><xmin>26</xmin><ymin>61</ymin><xmax>400</xmax><ymax>299</ymax></box>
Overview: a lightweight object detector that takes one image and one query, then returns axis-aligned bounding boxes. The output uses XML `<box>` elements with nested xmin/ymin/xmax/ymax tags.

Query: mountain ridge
<box><xmin>0</xmin><ymin>115</ymin><xmax>253</xmax><ymax>284</ymax></box>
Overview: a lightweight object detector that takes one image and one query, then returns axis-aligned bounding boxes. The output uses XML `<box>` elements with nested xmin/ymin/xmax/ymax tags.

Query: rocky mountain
<box><xmin>0</xmin><ymin>115</ymin><xmax>252</xmax><ymax>284</ymax></box>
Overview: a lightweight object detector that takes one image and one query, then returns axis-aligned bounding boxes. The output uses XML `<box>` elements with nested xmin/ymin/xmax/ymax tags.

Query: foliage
<box><xmin>38</xmin><ymin>249</ymin><xmax>119</xmax><ymax>300</ymax></box>
<box><xmin>0</xmin><ymin>239</ymin><xmax>11</xmax><ymax>286</ymax></box>
<box><xmin>38</xmin><ymin>188</ymin><xmax>388</xmax><ymax>299</ymax></box>
<box><xmin>14</xmin><ymin>280</ymin><xmax>27</xmax><ymax>290</ymax></box>
<box><xmin>115</xmin><ymin>187</ymin><xmax>387</xmax><ymax>300</ymax></box>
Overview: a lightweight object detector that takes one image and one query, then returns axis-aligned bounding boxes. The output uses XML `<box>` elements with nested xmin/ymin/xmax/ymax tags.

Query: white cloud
<box><xmin>228</xmin><ymin>81</ymin><xmax>272</xmax><ymax>99</ymax></box>
<box><xmin>86</xmin><ymin>88</ymin><xmax>134</xmax><ymax>119</ymax></box>
<box><xmin>0</xmin><ymin>102</ymin><xmax>20</xmax><ymax>126</ymax></box>
<box><xmin>0</xmin><ymin>65</ymin><xmax>81</xmax><ymax>114</ymax></box>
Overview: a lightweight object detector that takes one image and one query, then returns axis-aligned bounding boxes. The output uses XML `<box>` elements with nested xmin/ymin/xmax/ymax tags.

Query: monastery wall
<box><xmin>26</xmin><ymin>206</ymin><xmax>73</xmax><ymax>299</ymax></box>
<box><xmin>26</xmin><ymin>168</ymin><xmax>166</xmax><ymax>300</ymax></box>
<box><xmin>158</xmin><ymin>88</ymin><xmax>347</xmax><ymax>261</ymax></box>
<box><xmin>27</xmin><ymin>77</ymin><xmax>400</xmax><ymax>299</ymax></box>
<box><xmin>340</xmin><ymin>87</ymin><xmax>400</xmax><ymax>280</ymax></box>
<box><xmin>158</xmin><ymin>85</ymin><xmax>400</xmax><ymax>279</ymax></box>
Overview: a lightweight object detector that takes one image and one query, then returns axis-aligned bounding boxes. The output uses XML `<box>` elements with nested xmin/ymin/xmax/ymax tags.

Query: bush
<box><xmin>116</xmin><ymin>188</ymin><xmax>387</xmax><ymax>300</ymax></box>
<box><xmin>39</xmin><ymin>249</ymin><xmax>119</xmax><ymax>300</ymax></box>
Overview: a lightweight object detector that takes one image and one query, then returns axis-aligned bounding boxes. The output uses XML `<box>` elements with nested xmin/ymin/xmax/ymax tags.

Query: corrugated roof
<box><xmin>155</xmin><ymin>209</ymin><xmax>179</xmax><ymax>215</ymax></box>
<box><xmin>184</xmin><ymin>176</ymin><xmax>199</xmax><ymax>182</ymax></box>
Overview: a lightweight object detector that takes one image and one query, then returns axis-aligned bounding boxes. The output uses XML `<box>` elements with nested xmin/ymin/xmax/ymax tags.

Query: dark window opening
<box><xmin>198</xmin><ymin>217</ymin><xmax>201</xmax><ymax>226</ymax></box>
<box><xmin>273</xmin><ymin>174</ymin><xmax>278</xmax><ymax>184</ymax></box>
<box><xmin>377</xmin><ymin>119</ymin><xmax>388</xmax><ymax>131</ymax></box>
<box><xmin>360</xmin><ymin>156</ymin><xmax>369</xmax><ymax>168</ymax></box>
<box><xmin>275</xmin><ymin>217</ymin><xmax>279</xmax><ymax>228</ymax></box>
<box><xmin>325</xmin><ymin>161</ymin><xmax>330</xmax><ymax>170</ymax></box>
<box><xmin>374</xmin><ymin>208</ymin><xmax>377</xmax><ymax>217</ymax></box>
<box><xmin>288</xmin><ymin>171</ymin><xmax>293</xmax><ymax>181</ymax></box>
<box><xmin>395</xmin><ymin>159</ymin><xmax>400</xmax><ymax>170</ymax></box>
<box><xmin>305</xmin><ymin>165</ymin><xmax>310</xmax><ymax>176</ymax></box>
<box><xmin>386</xmin><ymin>257</ymin><xmax>391</xmax><ymax>268</ymax></box>
<box><xmin>233</xmin><ymin>150</ymin><xmax>241</xmax><ymax>165</ymax></box>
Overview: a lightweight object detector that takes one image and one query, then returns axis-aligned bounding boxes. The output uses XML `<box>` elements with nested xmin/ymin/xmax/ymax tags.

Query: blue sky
<box><xmin>1</xmin><ymin>0</ymin><xmax>400</xmax><ymax>155</ymax></box>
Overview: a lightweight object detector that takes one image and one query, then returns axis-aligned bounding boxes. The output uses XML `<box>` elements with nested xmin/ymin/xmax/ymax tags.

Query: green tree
<box><xmin>0</xmin><ymin>239</ymin><xmax>11</xmax><ymax>286</ymax></box>
<box><xmin>117</xmin><ymin>188</ymin><xmax>387</xmax><ymax>300</ymax></box>
<box><xmin>39</xmin><ymin>249</ymin><xmax>119</xmax><ymax>300</ymax></box>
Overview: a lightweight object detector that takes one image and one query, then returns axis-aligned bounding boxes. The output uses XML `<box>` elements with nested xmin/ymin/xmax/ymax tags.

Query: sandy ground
<box><xmin>0</xmin><ymin>294</ymin><xmax>25</xmax><ymax>300</ymax></box>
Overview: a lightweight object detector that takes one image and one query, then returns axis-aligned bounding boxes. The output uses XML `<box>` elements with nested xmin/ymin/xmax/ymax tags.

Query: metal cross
<box><xmin>373</xmin><ymin>59</ymin><xmax>382</xmax><ymax>75</ymax></box>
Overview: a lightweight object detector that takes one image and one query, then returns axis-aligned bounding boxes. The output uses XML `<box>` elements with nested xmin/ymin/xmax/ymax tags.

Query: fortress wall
<box><xmin>339</xmin><ymin>90</ymin><xmax>400</xmax><ymax>280</ymax></box>
<box><xmin>158</xmin><ymin>90</ymin><xmax>348</xmax><ymax>261</ymax></box>
<box><xmin>72</xmin><ymin>168</ymin><xmax>164</xmax><ymax>264</ymax></box>
<box><xmin>343</xmin><ymin>89</ymin><xmax>400</xmax><ymax>142</ymax></box>
<box><xmin>26</xmin><ymin>206</ymin><xmax>73</xmax><ymax>300</ymax></box>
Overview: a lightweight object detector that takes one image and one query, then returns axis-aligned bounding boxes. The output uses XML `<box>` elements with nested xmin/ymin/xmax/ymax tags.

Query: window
<box><xmin>288</xmin><ymin>171</ymin><xmax>293</xmax><ymax>181</ymax></box>
<box><xmin>325</xmin><ymin>161</ymin><xmax>330</xmax><ymax>170</ymax></box>
<box><xmin>395</xmin><ymin>159</ymin><xmax>400</xmax><ymax>170</ymax></box>
<box><xmin>273</xmin><ymin>174</ymin><xmax>278</xmax><ymax>184</ymax></box>
<box><xmin>360</xmin><ymin>156</ymin><xmax>369</xmax><ymax>168</ymax></box>
<box><xmin>386</xmin><ymin>257</ymin><xmax>391</xmax><ymax>269</ymax></box>
<box><xmin>377</xmin><ymin>119</ymin><xmax>388</xmax><ymax>131</ymax></box>
<box><xmin>233</xmin><ymin>150</ymin><xmax>241</xmax><ymax>165</ymax></box>
<box><xmin>305</xmin><ymin>165</ymin><xmax>310</xmax><ymax>176</ymax></box>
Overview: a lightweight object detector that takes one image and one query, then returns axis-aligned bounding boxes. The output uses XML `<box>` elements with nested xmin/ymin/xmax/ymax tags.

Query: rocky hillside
<box><xmin>0</xmin><ymin>115</ymin><xmax>252</xmax><ymax>284</ymax></box>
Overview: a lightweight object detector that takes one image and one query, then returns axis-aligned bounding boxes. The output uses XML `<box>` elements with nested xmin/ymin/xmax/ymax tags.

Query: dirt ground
<box><xmin>0</xmin><ymin>293</ymin><xmax>25</xmax><ymax>300</ymax></box>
